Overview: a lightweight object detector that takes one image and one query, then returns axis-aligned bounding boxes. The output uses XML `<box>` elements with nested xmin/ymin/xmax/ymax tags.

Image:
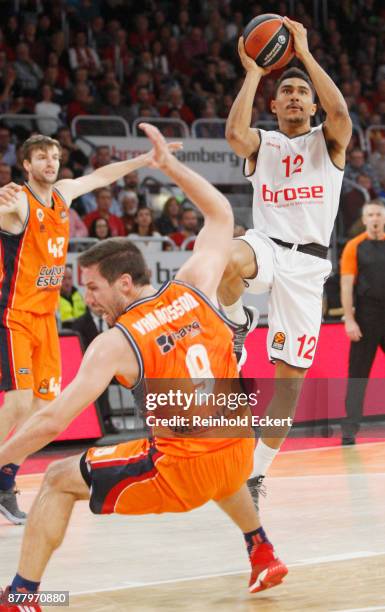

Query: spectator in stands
<box><xmin>342</xmin><ymin>173</ymin><xmax>376</xmax><ymax>236</ymax></box>
<box><xmin>22</xmin><ymin>21</ymin><xmax>45</xmax><ymax>66</ymax></box>
<box><xmin>119</xmin><ymin>190</ymin><xmax>139</xmax><ymax>235</ymax></box>
<box><xmin>70</xmin><ymin>303</ymin><xmax>118</xmax><ymax>433</ymax></box>
<box><xmin>128</xmin><ymin>14</ymin><xmax>155</xmax><ymax>51</ymax></box>
<box><xmin>83</xmin><ymin>187</ymin><xmax>125</xmax><ymax>237</ymax></box>
<box><xmin>68</xmin><ymin>203</ymin><xmax>88</xmax><ymax>239</ymax></box>
<box><xmin>159</xmin><ymin>86</ymin><xmax>195</xmax><ymax>125</ymax></box>
<box><xmin>345</xmin><ymin>148</ymin><xmax>381</xmax><ymax>194</ymax></box>
<box><xmin>11</xmin><ymin>143</ymin><xmax>25</xmax><ymax>182</ymax></box>
<box><xmin>14</xmin><ymin>42</ymin><xmax>43</xmax><ymax>95</ymax></box>
<box><xmin>100</xmin><ymin>86</ymin><xmax>131</xmax><ymax>125</ymax></box>
<box><xmin>0</xmin><ymin>162</ymin><xmax>11</xmax><ymax>187</ymax></box>
<box><xmin>34</xmin><ymin>84</ymin><xmax>62</xmax><ymax>135</ymax></box>
<box><xmin>156</xmin><ymin>196</ymin><xmax>182</xmax><ymax>235</ymax></box>
<box><xmin>120</xmin><ymin>170</ymin><xmax>147</xmax><ymax>207</ymax></box>
<box><xmin>67</xmin><ymin>82</ymin><xmax>96</xmax><ymax>122</ymax></box>
<box><xmin>55</xmin><ymin>127</ymin><xmax>88</xmax><ymax>176</ymax></box>
<box><xmin>89</xmin><ymin>217</ymin><xmax>112</xmax><ymax>240</ymax></box>
<box><xmin>169</xmin><ymin>208</ymin><xmax>199</xmax><ymax>250</ymax></box>
<box><xmin>59</xmin><ymin>265</ymin><xmax>87</xmax><ymax>326</ymax></box>
<box><xmin>369</xmin><ymin>138</ymin><xmax>385</xmax><ymax>184</ymax></box>
<box><xmin>84</xmin><ymin>145</ymin><xmax>111</xmax><ymax>174</ymax></box>
<box><xmin>181</xmin><ymin>27</ymin><xmax>208</xmax><ymax>60</ymax></box>
<box><xmin>0</xmin><ymin>126</ymin><xmax>16</xmax><ymax>166</ymax></box>
<box><xmin>69</xmin><ymin>31</ymin><xmax>101</xmax><ymax>76</ymax></box>
<box><xmin>128</xmin><ymin>86</ymin><xmax>158</xmax><ymax>123</ymax></box>
<box><xmin>128</xmin><ymin>207</ymin><xmax>162</xmax><ymax>252</ymax></box>
<box><xmin>151</xmin><ymin>40</ymin><xmax>169</xmax><ymax>76</ymax></box>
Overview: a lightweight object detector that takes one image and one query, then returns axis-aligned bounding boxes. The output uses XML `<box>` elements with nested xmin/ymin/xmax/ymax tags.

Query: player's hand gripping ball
<box><xmin>243</xmin><ymin>14</ymin><xmax>294</xmax><ymax>70</ymax></box>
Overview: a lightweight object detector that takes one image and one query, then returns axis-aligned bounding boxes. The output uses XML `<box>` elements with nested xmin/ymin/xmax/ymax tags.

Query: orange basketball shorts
<box><xmin>80</xmin><ymin>437</ymin><xmax>254</xmax><ymax>515</ymax></box>
<box><xmin>0</xmin><ymin>308</ymin><xmax>61</xmax><ymax>400</ymax></box>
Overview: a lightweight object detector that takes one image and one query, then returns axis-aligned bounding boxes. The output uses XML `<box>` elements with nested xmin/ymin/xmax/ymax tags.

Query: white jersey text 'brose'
<box><xmin>245</xmin><ymin>124</ymin><xmax>344</xmax><ymax>246</ymax></box>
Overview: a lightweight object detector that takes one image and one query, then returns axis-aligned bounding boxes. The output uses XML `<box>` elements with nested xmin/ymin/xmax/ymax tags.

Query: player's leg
<box><xmin>0</xmin><ymin>389</ymin><xmax>34</xmax><ymax>444</ymax></box>
<box><xmin>216</xmin><ymin>484</ymin><xmax>288</xmax><ymax>593</ymax></box>
<box><xmin>6</xmin><ymin>454</ymin><xmax>89</xmax><ymax>593</ymax></box>
<box><xmin>343</xmin><ymin>305</ymin><xmax>381</xmax><ymax>443</ymax></box>
<box><xmin>249</xmin><ymin>249</ymin><xmax>330</xmax><ymax>503</ymax></box>
<box><xmin>0</xmin><ymin>319</ymin><xmax>36</xmax><ymax>525</ymax></box>
<box><xmin>218</xmin><ymin>234</ymin><xmax>273</xmax><ymax>362</ymax></box>
<box><xmin>218</xmin><ymin>239</ymin><xmax>258</xmax><ymax>311</ymax></box>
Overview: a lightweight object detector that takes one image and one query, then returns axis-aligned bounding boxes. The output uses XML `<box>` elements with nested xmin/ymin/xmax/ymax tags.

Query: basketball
<box><xmin>243</xmin><ymin>14</ymin><xmax>294</xmax><ymax>70</ymax></box>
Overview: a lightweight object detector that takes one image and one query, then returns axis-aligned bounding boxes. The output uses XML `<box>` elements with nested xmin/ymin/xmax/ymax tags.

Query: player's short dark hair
<box><xmin>22</xmin><ymin>134</ymin><xmax>62</xmax><ymax>161</ymax></box>
<box><xmin>273</xmin><ymin>67</ymin><xmax>315</xmax><ymax>99</ymax></box>
<box><xmin>78</xmin><ymin>238</ymin><xmax>151</xmax><ymax>286</ymax></box>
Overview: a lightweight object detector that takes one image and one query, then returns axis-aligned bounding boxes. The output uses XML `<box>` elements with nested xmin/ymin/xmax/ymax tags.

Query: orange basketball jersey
<box><xmin>115</xmin><ymin>280</ymin><xmax>242</xmax><ymax>456</ymax></box>
<box><xmin>0</xmin><ymin>183</ymin><xmax>70</xmax><ymax>315</ymax></box>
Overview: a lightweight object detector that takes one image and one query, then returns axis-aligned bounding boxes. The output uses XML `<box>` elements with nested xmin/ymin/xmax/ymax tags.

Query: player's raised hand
<box><xmin>238</xmin><ymin>37</ymin><xmax>271</xmax><ymax>76</ymax></box>
<box><xmin>0</xmin><ymin>182</ymin><xmax>22</xmax><ymax>215</ymax></box>
<box><xmin>283</xmin><ymin>17</ymin><xmax>310</xmax><ymax>61</ymax></box>
<box><xmin>139</xmin><ymin>122</ymin><xmax>182</xmax><ymax>170</ymax></box>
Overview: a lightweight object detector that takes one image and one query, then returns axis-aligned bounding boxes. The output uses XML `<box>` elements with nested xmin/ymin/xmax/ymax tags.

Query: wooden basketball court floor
<box><xmin>1</xmin><ymin>442</ymin><xmax>385</xmax><ymax>612</ymax></box>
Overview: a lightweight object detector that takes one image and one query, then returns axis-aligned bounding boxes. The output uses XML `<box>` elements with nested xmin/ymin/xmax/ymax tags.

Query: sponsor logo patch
<box><xmin>272</xmin><ymin>331</ymin><xmax>286</xmax><ymax>350</ymax></box>
<box><xmin>156</xmin><ymin>321</ymin><xmax>201</xmax><ymax>354</ymax></box>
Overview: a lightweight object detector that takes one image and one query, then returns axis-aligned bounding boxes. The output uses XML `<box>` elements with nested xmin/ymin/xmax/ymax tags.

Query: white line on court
<box><xmin>70</xmin><ymin>550</ymin><xmax>385</xmax><ymax>596</ymax></box>
<box><xmin>281</xmin><ymin>440</ymin><xmax>385</xmax><ymax>454</ymax></box>
<box><xmin>331</xmin><ymin>607</ymin><xmax>385</xmax><ymax>612</ymax></box>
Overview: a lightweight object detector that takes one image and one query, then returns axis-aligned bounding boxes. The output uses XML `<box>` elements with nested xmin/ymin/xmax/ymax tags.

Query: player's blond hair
<box><xmin>22</xmin><ymin>134</ymin><xmax>62</xmax><ymax>161</ymax></box>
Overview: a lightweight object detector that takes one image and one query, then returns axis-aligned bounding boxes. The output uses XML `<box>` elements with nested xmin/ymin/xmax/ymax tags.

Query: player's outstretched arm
<box><xmin>225</xmin><ymin>37</ymin><xmax>269</xmax><ymax>159</ymax></box>
<box><xmin>0</xmin><ymin>329</ymin><xmax>132</xmax><ymax>466</ymax></box>
<box><xmin>140</xmin><ymin>122</ymin><xmax>233</xmax><ymax>301</ymax></box>
<box><xmin>54</xmin><ymin>142</ymin><xmax>182</xmax><ymax>205</ymax></box>
<box><xmin>284</xmin><ymin>17</ymin><xmax>352</xmax><ymax>166</ymax></box>
<box><xmin>0</xmin><ymin>183</ymin><xmax>24</xmax><ymax>226</ymax></box>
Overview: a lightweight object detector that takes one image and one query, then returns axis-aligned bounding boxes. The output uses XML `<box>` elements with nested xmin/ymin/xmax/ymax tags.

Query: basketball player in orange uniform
<box><xmin>0</xmin><ymin>125</ymin><xmax>287</xmax><ymax>609</ymax></box>
<box><xmin>0</xmin><ymin>134</ymin><xmax>180</xmax><ymax>524</ymax></box>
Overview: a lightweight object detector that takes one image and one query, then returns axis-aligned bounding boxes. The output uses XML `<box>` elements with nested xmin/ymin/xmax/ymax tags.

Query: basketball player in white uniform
<box><xmin>219</xmin><ymin>18</ymin><xmax>352</xmax><ymax>509</ymax></box>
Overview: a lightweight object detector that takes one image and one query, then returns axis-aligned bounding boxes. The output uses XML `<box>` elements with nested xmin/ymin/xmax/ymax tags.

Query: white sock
<box><xmin>221</xmin><ymin>298</ymin><xmax>247</xmax><ymax>325</ymax></box>
<box><xmin>251</xmin><ymin>440</ymin><xmax>280</xmax><ymax>478</ymax></box>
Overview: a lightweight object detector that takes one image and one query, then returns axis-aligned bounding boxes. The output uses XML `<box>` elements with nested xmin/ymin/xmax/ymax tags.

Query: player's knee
<box><xmin>44</xmin><ymin>459</ymin><xmax>69</xmax><ymax>492</ymax></box>
<box><xmin>3</xmin><ymin>390</ymin><xmax>32</xmax><ymax>421</ymax></box>
<box><xmin>222</xmin><ymin>249</ymin><xmax>245</xmax><ymax>281</ymax></box>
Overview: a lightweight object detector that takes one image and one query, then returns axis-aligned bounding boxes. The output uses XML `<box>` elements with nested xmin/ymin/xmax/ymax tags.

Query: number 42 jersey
<box><xmin>0</xmin><ymin>184</ymin><xmax>70</xmax><ymax>315</ymax></box>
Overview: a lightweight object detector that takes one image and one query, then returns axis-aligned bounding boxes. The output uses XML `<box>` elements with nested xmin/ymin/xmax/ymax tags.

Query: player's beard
<box><xmin>31</xmin><ymin>169</ymin><xmax>59</xmax><ymax>186</ymax></box>
<box><xmin>286</xmin><ymin>114</ymin><xmax>307</xmax><ymax>126</ymax></box>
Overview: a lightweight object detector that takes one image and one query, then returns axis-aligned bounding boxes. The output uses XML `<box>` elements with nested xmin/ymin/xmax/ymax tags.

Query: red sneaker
<box><xmin>249</xmin><ymin>542</ymin><xmax>288</xmax><ymax>593</ymax></box>
<box><xmin>0</xmin><ymin>587</ymin><xmax>42</xmax><ymax>611</ymax></box>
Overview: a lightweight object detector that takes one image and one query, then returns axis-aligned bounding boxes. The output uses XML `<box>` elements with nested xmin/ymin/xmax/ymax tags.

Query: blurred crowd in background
<box><xmin>0</xmin><ymin>0</ymin><xmax>385</xmax><ymax>245</ymax></box>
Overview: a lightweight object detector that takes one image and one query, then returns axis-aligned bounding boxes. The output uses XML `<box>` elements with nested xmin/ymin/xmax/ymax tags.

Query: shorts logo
<box><xmin>38</xmin><ymin>378</ymin><xmax>49</xmax><ymax>394</ymax></box>
<box><xmin>272</xmin><ymin>331</ymin><xmax>286</xmax><ymax>350</ymax></box>
<box><xmin>18</xmin><ymin>368</ymin><xmax>31</xmax><ymax>375</ymax></box>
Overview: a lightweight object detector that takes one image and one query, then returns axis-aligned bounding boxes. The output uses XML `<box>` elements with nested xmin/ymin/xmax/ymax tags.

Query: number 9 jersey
<box><xmin>0</xmin><ymin>184</ymin><xmax>69</xmax><ymax>315</ymax></box>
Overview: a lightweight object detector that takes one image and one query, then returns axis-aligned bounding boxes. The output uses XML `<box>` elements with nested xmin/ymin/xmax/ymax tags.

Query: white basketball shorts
<box><xmin>238</xmin><ymin>230</ymin><xmax>332</xmax><ymax>368</ymax></box>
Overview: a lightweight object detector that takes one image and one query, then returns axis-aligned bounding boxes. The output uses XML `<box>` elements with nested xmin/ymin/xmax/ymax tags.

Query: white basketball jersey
<box><xmin>245</xmin><ymin>125</ymin><xmax>344</xmax><ymax>246</ymax></box>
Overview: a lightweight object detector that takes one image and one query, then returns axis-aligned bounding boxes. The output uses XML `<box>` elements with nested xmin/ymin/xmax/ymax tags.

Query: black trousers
<box><xmin>344</xmin><ymin>298</ymin><xmax>385</xmax><ymax>435</ymax></box>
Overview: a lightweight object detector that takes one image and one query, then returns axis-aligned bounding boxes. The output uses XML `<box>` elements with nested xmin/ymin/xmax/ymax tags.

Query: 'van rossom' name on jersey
<box><xmin>245</xmin><ymin>125</ymin><xmax>344</xmax><ymax>246</ymax></box>
<box><xmin>0</xmin><ymin>184</ymin><xmax>70</xmax><ymax>315</ymax></box>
